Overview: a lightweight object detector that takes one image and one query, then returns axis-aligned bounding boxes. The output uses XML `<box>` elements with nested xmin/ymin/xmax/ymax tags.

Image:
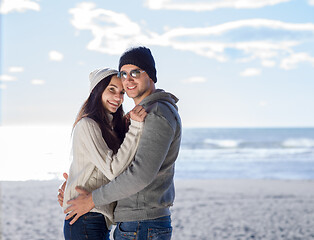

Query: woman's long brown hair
<box><xmin>73</xmin><ymin>75</ymin><xmax>127</xmax><ymax>154</ymax></box>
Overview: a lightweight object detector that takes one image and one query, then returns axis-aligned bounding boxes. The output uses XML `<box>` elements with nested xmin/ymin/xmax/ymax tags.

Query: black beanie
<box><xmin>119</xmin><ymin>46</ymin><xmax>157</xmax><ymax>83</ymax></box>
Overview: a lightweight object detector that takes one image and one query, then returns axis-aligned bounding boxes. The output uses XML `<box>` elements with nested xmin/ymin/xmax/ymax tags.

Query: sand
<box><xmin>1</xmin><ymin>179</ymin><xmax>314</xmax><ymax>240</ymax></box>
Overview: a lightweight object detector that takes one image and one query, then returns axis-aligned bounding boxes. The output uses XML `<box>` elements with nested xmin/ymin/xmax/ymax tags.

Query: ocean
<box><xmin>0</xmin><ymin>126</ymin><xmax>314</xmax><ymax>181</ymax></box>
<box><xmin>177</xmin><ymin>128</ymin><xmax>314</xmax><ymax>179</ymax></box>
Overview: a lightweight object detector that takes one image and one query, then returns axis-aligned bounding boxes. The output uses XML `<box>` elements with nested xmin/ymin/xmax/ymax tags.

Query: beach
<box><xmin>1</xmin><ymin>179</ymin><xmax>314</xmax><ymax>240</ymax></box>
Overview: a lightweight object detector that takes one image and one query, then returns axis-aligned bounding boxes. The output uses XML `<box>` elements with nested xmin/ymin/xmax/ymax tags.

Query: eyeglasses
<box><xmin>118</xmin><ymin>69</ymin><xmax>145</xmax><ymax>81</ymax></box>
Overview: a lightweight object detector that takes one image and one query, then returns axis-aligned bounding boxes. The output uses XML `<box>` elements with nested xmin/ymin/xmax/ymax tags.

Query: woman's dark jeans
<box><xmin>64</xmin><ymin>212</ymin><xmax>110</xmax><ymax>240</ymax></box>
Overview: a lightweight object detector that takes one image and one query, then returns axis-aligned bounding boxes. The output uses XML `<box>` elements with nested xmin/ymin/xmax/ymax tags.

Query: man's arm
<box><xmin>64</xmin><ymin>112</ymin><xmax>175</xmax><ymax>223</ymax></box>
<box><xmin>92</xmin><ymin>112</ymin><xmax>175</xmax><ymax>206</ymax></box>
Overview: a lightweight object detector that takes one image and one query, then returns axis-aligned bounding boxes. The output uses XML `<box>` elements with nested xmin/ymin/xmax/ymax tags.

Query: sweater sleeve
<box><xmin>92</xmin><ymin>112</ymin><xmax>175</xmax><ymax>206</ymax></box>
<box><xmin>78</xmin><ymin>118</ymin><xmax>144</xmax><ymax>181</ymax></box>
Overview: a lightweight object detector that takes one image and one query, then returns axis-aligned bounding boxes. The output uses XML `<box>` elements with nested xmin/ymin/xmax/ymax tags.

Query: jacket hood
<box><xmin>139</xmin><ymin>89</ymin><xmax>179</xmax><ymax>111</ymax></box>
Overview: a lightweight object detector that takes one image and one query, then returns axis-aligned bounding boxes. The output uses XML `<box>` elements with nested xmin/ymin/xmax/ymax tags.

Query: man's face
<box><xmin>120</xmin><ymin>64</ymin><xmax>155</xmax><ymax>104</ymax></box>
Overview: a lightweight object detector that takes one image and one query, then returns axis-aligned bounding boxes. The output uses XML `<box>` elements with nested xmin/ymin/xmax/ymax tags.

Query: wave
<box><xmin>178</xmin><ymin>148</ymin><xmax>314</xmax><ymax>162</ymax></box>
<box><xmin>203</xmin><ymin>139</ymin><xmax>241</xmax><ymax>148</ymax></box>
<box><xmin>282</xmin><ymin>138</ymin><xmax>314</xmax><ymax>148</ymax></box>
<box><xmin>189</xmin><ymin>138</ymin><xmax>314</xmax><ymax>150</ymax></box>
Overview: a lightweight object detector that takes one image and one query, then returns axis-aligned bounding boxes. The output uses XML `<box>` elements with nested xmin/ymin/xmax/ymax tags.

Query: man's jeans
<box><xmin>114</xmin><ymin>215</ymin><xmax>172</xmax><ymax>240</ymax></box>
<box><xmin>64</xmin><ymin>212</ymin><xmax>110</xmax><ymax>240</ymax></box>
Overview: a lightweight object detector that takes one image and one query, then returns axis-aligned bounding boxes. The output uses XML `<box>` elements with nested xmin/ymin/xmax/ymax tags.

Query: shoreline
<box><xmin>1</xmin><ymin>179</ymin><xmax>314</xmax><ymax>239</ymax></box>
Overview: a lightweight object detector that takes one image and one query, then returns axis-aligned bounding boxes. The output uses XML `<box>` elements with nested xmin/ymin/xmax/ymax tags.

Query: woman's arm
<box><xmin>77</xmin><ymin>116</ymin><xmax>144</xmax><ymax>180</ymax></box>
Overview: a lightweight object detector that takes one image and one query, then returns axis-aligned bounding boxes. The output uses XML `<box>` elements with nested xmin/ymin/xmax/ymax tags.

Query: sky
<box><xmin>1</xmin><ymin>0</ymin><xmax>314</xmax><ymax>128</ymax></box>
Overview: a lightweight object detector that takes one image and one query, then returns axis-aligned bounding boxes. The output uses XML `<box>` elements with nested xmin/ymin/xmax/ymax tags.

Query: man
<box><xmin>60</xmin><ymin>46</ymin><xmax>182</xmax><ymax>239</ymax></box>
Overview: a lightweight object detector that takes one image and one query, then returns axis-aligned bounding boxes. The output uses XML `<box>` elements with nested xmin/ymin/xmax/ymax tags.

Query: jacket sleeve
<box><xmin>92</xmin><ymin>112</ymin><xmax>175</xmax><ymax>206</ymax></box>
<box><xmin>78</xmin><ymin>118</ymin><xmax>144</xmax><ymax>180</ymax></box>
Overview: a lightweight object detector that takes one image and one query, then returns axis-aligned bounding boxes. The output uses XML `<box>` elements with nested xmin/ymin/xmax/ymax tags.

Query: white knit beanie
<box><xmin>89</xmin><ymin>68</ymin><xmax>119</xmax><ymax>93</ymax></box>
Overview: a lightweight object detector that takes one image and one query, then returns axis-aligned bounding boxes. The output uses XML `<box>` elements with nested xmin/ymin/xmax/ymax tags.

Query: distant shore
<box><xmin>1</xmin><ymin>179</ymin><xmax>314</xmax><ymax>240</ymax></box>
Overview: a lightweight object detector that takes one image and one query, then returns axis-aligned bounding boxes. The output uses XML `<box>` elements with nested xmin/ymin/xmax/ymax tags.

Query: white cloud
<box><xmin>9</xmin><ymin>66</ymin><xmax>24</xmax><ymax>73</ymax></box>
<box><xmin>159</xmin><ymin>20</ymin><xmax>314</xmax><ymax>64</ymax></box>
<box><xmin>280</xmin><ymin>52</ymin><xmax>314</xmax><ymax>70</ymax></box>
<box><xmin>233</xmin><ymin>40</ymin><xmax>298</xmax><ymax>61</ymax></box>
<box><xmin>156</xmin><ymin>19</ymin><xmax>314</xmax><ymax>62</ymax></box>
<box><xmin>183</xmin><ymin>76</ymin><xmax>207</xmax><ymax>83</ymax></box>
<box><xmin>69</xmin><ymin>2</ymin><xmax>148</xmax><ymax>55</ymax></box>
<box><xmin>31</xmin><ymin>79</ymin><xmax>45</xmax><ymax>85</ymax></box>
<box><xmin>0</xmin><ymin>0</ymin><xmax>40</xmax><ymax>14</ymax></box>
<box><xmin>69</xmin><ymin>5</ymin><xmax>314</xmax><ymax>69</ymax></box>
<box><xmin>160</xmin><ymin>19</ymin><xmax>314</xmax><ymax>38</ymax></box>
<box><xmin>49</xmin><ymin>51</ymin><xmax>64</xmax><ymax>61</ymax></box>
<box><xmin>0</xmin><ymin>74</ymin><xmax>17</xmax><ymax>82</ymax></box>
<box><xmin>145</xmin><ymin>0</ymin><xmax>291</xmax><ymax>11</ymax></box>
<box><xmin>240</xmin><ymin>68</ymin><xmax>261</xmax><ymax>77</ymax></box>
<box><xmin>308</xmin><ymin>0</ymin><xmax>314</xmax><ymax>5</ymax></box>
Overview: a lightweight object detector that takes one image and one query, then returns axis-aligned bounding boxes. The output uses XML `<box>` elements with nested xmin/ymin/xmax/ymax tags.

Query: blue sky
<box><xmin>1</xmin><ymin>0</ymin><xmax>314</xmax><ymax>127</ymax></box>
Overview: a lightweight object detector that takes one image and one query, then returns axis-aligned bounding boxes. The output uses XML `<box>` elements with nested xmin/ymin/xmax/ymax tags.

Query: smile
<box><xmin>108</xmin><ymin>101</ymin><xmax>119</xmax><ymax>106</ymax></box>
<box><xmin>127</xmin><ymin>85</ymin><xmax>136</xmax><ymax>90</ymax></box>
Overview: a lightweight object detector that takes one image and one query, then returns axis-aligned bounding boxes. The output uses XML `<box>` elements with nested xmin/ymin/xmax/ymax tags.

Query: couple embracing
<box><xmin>58</xmin><ymin>46</ymin><xmax>182</xmax><ymax>240</ymax></box>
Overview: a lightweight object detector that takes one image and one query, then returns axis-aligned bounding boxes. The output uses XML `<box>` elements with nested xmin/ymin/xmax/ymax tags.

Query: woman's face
<box><xmin>101</xmin><ymin>75</ymin><xmax>125</xmax><ymax>113</ymax></box>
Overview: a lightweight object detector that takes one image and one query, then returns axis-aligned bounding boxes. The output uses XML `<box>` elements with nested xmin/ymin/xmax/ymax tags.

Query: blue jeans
<box><xmin>114</xmin><ymin>215</ymin><xmax>172</xmax><ymax>240</ymax></box>
<box><xmin>64</xmin><ymin>212</ymin><xmax>110</xmax><ymax>240</ymax></box>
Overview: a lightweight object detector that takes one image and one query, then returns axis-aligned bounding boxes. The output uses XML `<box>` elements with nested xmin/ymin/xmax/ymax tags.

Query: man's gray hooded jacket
<box><xmin>93</xmin><ymin>89</ymin><xmax>182</xmax><ymax>222</ymax></box>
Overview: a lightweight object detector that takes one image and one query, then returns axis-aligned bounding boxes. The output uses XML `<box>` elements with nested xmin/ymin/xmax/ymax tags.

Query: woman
<box><xmin>62</xmin><ymin>68</ymin><xmax>147</xmax><ymax>240</ymax></box>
